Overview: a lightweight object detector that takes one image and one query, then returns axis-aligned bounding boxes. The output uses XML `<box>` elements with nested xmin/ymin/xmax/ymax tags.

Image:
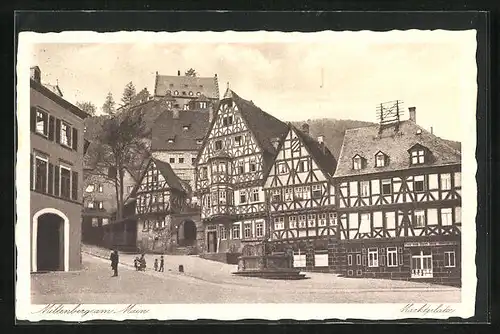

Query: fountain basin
<box><xmin>232</xmin><ymin>254</ymin><xmax>307</xmax><ymax>280</ymax></box>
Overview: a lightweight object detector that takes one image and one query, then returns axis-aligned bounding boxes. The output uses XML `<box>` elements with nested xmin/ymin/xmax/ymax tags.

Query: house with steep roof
<box><xmin>263</xmin><ymin>123</ymin><xmax>340</xmax><ymax>272</ymax></box>
<box><xmin>333</xmin><ymin>107</ymin><xmax>462</xmax><ymax>286</ymax></box>
<box><xmin>194</xmin><ymin>88</ymin><xmax>289</xmax><ymax>258</ymax></box>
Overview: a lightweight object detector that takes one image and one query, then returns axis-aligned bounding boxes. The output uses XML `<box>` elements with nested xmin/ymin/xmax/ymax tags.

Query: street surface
<box><xmin>31</xmin><ymin>252</ymin><xmax>461</xmax><ymax>304</ymax></box>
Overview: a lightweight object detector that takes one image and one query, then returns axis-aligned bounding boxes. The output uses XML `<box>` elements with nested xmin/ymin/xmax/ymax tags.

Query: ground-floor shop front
<box><xmin>338</xmin><ymin>236</ymin><xmax>461</xmax><ymax>287</ymax></box>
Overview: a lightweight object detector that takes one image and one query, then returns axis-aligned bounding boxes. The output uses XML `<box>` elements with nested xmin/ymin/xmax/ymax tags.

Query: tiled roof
<box><xmin>154</xmin><ymin>73</ymin><xmax>220</xmax><ymax>100</ymax></box>
<box><xmin>151</xmin><ymin>158</ymin><xmax>185</xmax><ymax>192</ymax></box>
<box><xmin>228</xmin><ymin>89</ymin><xmax>289</xmax><ymax>156</ymax></box>
<box><xmin>291</xmin><ymin>124</ymin><xmax>338</xmax><ymax>177</ymax></box>
<box><xmin>333</xmin><ymin>120</ymin><xmax>461</xmax><ymax>178</ymax></box>
<box><xmin>128</xmin><ymin>99</ymin><xmax>169</xmax><ymax>135</ymax></box>
<box><xmin>151</xmin><ymin>109</ymin><xmax>210</xmax><ymax>151</ymax></box>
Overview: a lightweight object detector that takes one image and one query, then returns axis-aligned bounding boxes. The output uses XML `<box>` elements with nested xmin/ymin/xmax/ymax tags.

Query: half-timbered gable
<box><xmin>333</xmin><ymin>115</ymin><xmax>462</xmax><ymax>285</ymax></box>
<box><xmin>195</xmin><ymin>88</ymin><xmax>288</xmax><ymax>254</ymax></box>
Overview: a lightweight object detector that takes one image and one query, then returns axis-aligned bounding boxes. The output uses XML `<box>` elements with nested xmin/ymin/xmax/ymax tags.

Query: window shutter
<box><xmin>55</xmin><ymin>119</ymin><xmax>61</xmax><ymax>144</ymax></box>
<box><xmin>30</xmin><ymin>154</ymin><xmax>34</xmax><ymax>189</ymax></box>
<box><xmin>72</xmin><ymin>127</ymin><xmax>78</xmax><ymax>151</ymax></box>
<box><xmin>48</xmin><ymin>116</ymin><xmax>55</xmax><ymax>141</ymax></box>
<box><xmin>48</xmin><ymin>163</ymin><xmax>54</xmax><ymax>194</ymax></box>
<box><xmin>53</xmin><ymin>165</ymin><xmax>60</xmax><ymax>197</ymax></box>
<box><xmin>30</xmin><ymin>107</ymin><xmax>36</xmax><ymax>132</ymax></box>
<box><xmin>72</xmin><ymin>171</ymin><xmax>78</xmax><ymax>201</ymax></box>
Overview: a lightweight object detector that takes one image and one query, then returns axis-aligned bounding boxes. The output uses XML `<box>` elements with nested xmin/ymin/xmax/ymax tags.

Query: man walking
<box><xmin>159</xmin><ymin>255</ymin><xmax>165</xmax><ymax>272</ymax></box>
<box><xmin>110</xmin><ymin>250</ymin><xmax>119</xmax><ymax>277</ymax></box>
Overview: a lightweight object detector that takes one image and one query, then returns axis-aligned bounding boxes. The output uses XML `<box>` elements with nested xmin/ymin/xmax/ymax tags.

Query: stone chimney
<box><xmin>177</xmin><ymin>70</ymin><xmax>181</xmax><ymax>76</ymax></box>
<box><xmin>409</xmin><ymin>107</ymin><xmax>416</xmax><ymax>123</ymax></box>
<box><xmin>173</xmin><ymin>108</ymin><xmax>180</xmax><ymax>119</ymax></box>
<box><xmin>301</xmin><ymin>123</ymin><xmax>309</xmax><ymax>135</ymax></box>
<box><xmin>30</xmin><ymin>66</ymin><xmax>41</xmax><ymax>83</ymax></box>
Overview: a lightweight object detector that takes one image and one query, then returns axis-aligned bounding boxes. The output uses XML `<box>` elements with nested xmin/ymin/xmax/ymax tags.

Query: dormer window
<box><xmin>352</xmin><ymin>155</ymin><xmax>364</xmax><ymax>170</ymax></box>
<box><xmin>182</xmin><ymin>91</ymin><xmax>187</xmax><ymax>96</ymax></box>
<box><xmin>183</xmin><ymin>125</ymin><xmax>191</xmax><ymax>131</ymax></box>
<box><xmin>189</xmin><ymin>91</ymin><xmax>193</xmax><ymax>96</ymax></box>
<box><xmin>409</xmin><ymin>144</ymin><xmax>428</xmax><ymax>165</ymax></box>
<box><xmin>375</xmin><ymin>151</ymin><xmax>387</xmax><ymax>167</ymax></box>
<box><xmin>174</xmin><ymin>90</ymin><xmax>179</xmax><ymax>95</ymax></box>
<box><xmin>167</xmin><ymin>138</ymin><xmax>175</xmax><ymax>143</ymax></box>
<box><xmin>166</xmin><ymin>90</ymin><xmax>171</xmax><ymax>95</ymax></box>
<box><xmin>196</xmin><ymin>92</ymin><xmax>201</xmax><ymax>96</ymax></box>
<box><xmin>196</xmin><ymin>139</ymin><xmax>203</xmax><ymax>145</ymax></box>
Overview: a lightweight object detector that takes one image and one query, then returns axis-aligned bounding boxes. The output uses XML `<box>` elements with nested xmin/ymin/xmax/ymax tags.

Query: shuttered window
<box><xmin>53</xmin><ymin>165</ymin><xmax>60</xmax><ymax>197</ymax></box>
<box><xmin>71</xmin><ymin>171</ymin><xmax>78</xmax><ymax>201</ymax></box>
<box><xmin>48</xmin><ymin>163</ymin><xmax>54</xmax><ymax>194</ymax></box>
<box><xmin>72</xmin><ymin>127</ymin><xmax>78</xmax><ymax>151</ymax></box>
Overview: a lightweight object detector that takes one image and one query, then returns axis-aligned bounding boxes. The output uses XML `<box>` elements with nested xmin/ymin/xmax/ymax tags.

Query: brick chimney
<box><xmin>30</xmin><ymin>66</ymin><xmax>41</xmax><ymax>83</ymax></box>
<box><xmin>409</xmin><ymin>107</ymin><xmax>416</xmax><ymax>123</ymax></box>
<box><xmin>301</xmin><ymin>123</ymin><xmax>309</xmax><ymax>135</ymax></box>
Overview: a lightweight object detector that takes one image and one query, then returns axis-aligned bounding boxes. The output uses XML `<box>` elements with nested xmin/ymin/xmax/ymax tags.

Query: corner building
<box><xmin>333</xmin><ymin>112</ymin><xmax>462</xmax><ymax>286</ymax></box>
<box><xmin>30</xmin><ymin>66</ymin><xmax>89</xmax><ymax>272</ymax></box>
<box><xmin>194</xmin><ymin>89</ymin><xmax>288</xmax><ymax>258</ymax></box>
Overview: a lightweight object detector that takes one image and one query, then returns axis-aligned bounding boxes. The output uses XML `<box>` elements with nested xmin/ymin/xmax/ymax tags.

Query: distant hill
<box><xmin>291</xmin><ymin>118</ymin><xmax>375</xmax><ymax>159</ymax></box>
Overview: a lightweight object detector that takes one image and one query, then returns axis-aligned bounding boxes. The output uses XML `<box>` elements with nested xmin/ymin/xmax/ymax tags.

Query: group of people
<box><xmin>109</xmin><ymin>250</ymin><xmax>165</xmax><ymax>277</ymax></box>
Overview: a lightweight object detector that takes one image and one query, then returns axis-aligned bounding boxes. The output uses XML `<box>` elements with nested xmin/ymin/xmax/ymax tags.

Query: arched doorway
<box><xmin>177</xmin><ymin>220</ymin><xmax>197</xmax><ymax>246</ymax></box>
<box><xmin>32</xmin><ymin>208</ymin><xmax>69</xmax><ymax>272</ymax></box>
<box><xmin>36</xmin><ymin>213</ymin><xmax>64</xmax><ymax>271</ymax></box>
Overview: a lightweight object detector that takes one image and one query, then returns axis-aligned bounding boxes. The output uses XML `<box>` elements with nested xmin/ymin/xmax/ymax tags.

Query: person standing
<box><xmin>110</xmin><ymin>250</ymin><xmax>119</xmax><ymax>277</ymax></box>
<box><xmin>159</xmin><ymin>255</ymin><xmax>165</xmax><ymax>272</ymax></box>
<box><xmin>154</xmin><ymin>258</ymin><xmax>159</xmax><ymax>271</ymax></box>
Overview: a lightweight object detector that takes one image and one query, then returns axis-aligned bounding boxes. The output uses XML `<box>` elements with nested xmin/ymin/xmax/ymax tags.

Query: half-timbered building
<box><xmin>263</xmin><ymin>123</ymin><xmax>339</xmax><ymax>272</ymax></box>
<box><xmin>333</xmin><ymin>107</ymin><xmax>462</xmax><ymax>286</ymax></box>
<box><xmin>194</xmin><ymin>88</ymin><xmax>288</xmax><ymax>257</ymax></box>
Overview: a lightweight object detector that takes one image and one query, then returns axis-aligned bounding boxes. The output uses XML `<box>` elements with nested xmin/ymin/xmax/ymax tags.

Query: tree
<box><xmin>87</xmin><ymin>109</ymin><xmax>149</xmax><ymax>221</ymax></box>
<box><xmin>102</xmin><ymin>92</ymin><xmax>116</xmax><ymax>115</ymax></box>
<box><xmin>121</xmin><ymin>81</ymin><xmax>137</xmax><ymax>106</ymax></box>
<box><xmin>185</xmin><ymin>68</ymin><xmax>197</xmax><ymax>77</ymax></box>
<box><xmin>76</xmin><ymin>101</ymin><xmax>97</xmax><ymax>116</ymax></box>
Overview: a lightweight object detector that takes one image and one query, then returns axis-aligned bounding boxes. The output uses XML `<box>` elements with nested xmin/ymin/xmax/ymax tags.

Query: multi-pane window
<box><xmin>298</xmin><ymin>215</ymin><xmax>307</xmax><ymax>228</ymax></box>
<box><xmin>271</xmin><ymin>189</ymin><xmax>282</xmax><ymax>202</ymax></box>
<box><xmin>289</xmin><ymin>216</ymin><xmax>297</xmax><ymax>228</ymax></box>
<box><xmin>375</xmin><ymin>153</ymin><xmax>385</xmax><ymax>167</ymax></box>
<box><xmin>255</xmin><ymin>222</ymin><xmax>263</xmax><ymax>238</ymax></box>
<box><xmin>318</xmin><ymin>213</ymin><xmax>327</xmax><ymax>227</ymax></box>
<box><xmin>102</xmin><ymin>218</ymin><xmax>109</xmax><ymax>226</ymax></box>
<box><xmin>353</xmin><ymin>156</ymin><xmax>362</xmax><ymax>170</ymax></box>
<box><xmin>98</xmin><ymin>184</ymin><xmax>103</xmax><ymax>192</ymax></box>
<box><xmin>411</xmin><ymin>149</ymin><xmax>425</xmax><ymax>164</ymax></box>
<box><xmin>414</xmin><ymin>209</ymin><xmax>425</xmax><ymax>227</ymax></box>
<box><xmin>347</xmin><ymin>254</ymin><xmax>353</xmax><ymax>266</ymax></box>
<box><xmin>414</xmin><ymin>175</ymin><xmax>425</xmax><ymax>192</ymax></box>
<box><xmin>444</xmin><ymin>251</ymin><xmax>456</xmax><ymax>267</ymax></box>
<box><xmin>284</xmin><ymin>188</ymin><xmax>293</xmax><ymax>202</ymax></box>
<box><xmin>60</xmin><ymin>167</ymin><xmax>71</xmax><ymax>199</ymax></box>
<box><xmin>34</xmin><ymin>156</ymin><xmax>48</xmax><ymax>192</ymax></box>
<box><xmin>274</xmin><ymin>217</ymin><xmax>285</xmax><ymax>230</ymax></box>
<box><xmin>235</xmin><ymin>135</ymin><xmax>242</xmax><ymax>146</ymax></box>
<box><xmin>277</xmin><ymin>162</ymin><xmax>287</xmax><ymax>175</ymax></box>
<box><xmin>249</xmin><ymin>161</ymin><xmax>257</xmax><ymax>172</ymax></box>
<box><xmin>441</xmin><ymin>208</ymin><xmax>453</xmax><ymax>226</ymax></box>
<box><xmin>219</xmin><ymin>226</ymin><xmax>228</xmax><ymax>240</ymax></box>
<box><xmin>381</xmin><ymin>179</ymin><xmax>392</xmax><ymax>195</ymax></box>
<box><xmin>252</xmin><ymin>188</ymin><xmax>259</xmax><ymax>202</ymax></box>
<box><xmin>440</xmin><ymin>173</ymin><xmax>451</xmax><ymax>190</ymax></box>
<box><xmin>87</xmin><ymin>201</ymin><xmax>94</xmax><ymax>208</ymax></box>
<box><xmin>232</xmin><ymin>224</ymin><xmax>240</xmax><ymax>239</ymax></box>
<box><xmin>360</xmin><ymin>181</ymin><xmax>370</xmax><ymax>197</ymax></box>
<box><xmin>368</xmin><ymin>248</ymin><xmax>379</xmax><ymax>267</ymax></box>
<box><xmin>237</xmin><ymin>163</ymin><xmax>245</xmax><ymax>175</ymax></box>
<box><xmin>307</xmin><ymin>214</ymin><xmax>316</xmax><ymax>228</ymax></box>
<box><xmin>36</xmin><ymin>110</ymin><xmax>49</xmax><ymax>136</ymax></box>
<box><xmin>244</xmin><ymin>223</ymin><xmax>252</xmax><ymax>239</ymax></box>
<box><xmin>218</xmin><ymin>190</ymin><xmax>226</xmax><ymax>204</ymax></box>
<box><xmin>329</xmin><ymin>212</ymin><xmax>337</xmax><ymax>226</ymax></box>
<box><xmin>60</xmin><ymin>122</ymin><xmax>72</xmax><ymax>147</ymax></box>
<box><xmin>91</xmin><ymin>218</ymin><xmax>99</xmax><ymax>227</ymax></box>
<box><xmin>387</xmin><ymin>247</ymin><xmax>398</xmax><ymax>267</ymax></box>
<box><xmin>312</xmin><ymin>184</ymin><xmax>322</xmax><ymax>198</ymax></box>
<box><xmin>179</xmin><ymin>158</ymin><xmax>184</xmax><ymax>163</ymax></box>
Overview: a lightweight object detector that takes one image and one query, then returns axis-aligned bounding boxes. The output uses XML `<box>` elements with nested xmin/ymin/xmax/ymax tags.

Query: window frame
<box><xmin>381</xmin><ymin>179</ymin><xmax>392</xmax><ymax>195</ymax></box>
<box><xmin>375</xmin><ymin>153</ymin><xmax>386</xmax><ymax>167</ymax></box>
<box><xmin>368</xmin><ymin>248</ymin><xmax>379</xmax><ymax>267</ymax></box>
<box><xmin>411</xmin><ymin>149</ymin><xmax>426</xmax><ymax>165</ymax></box>
<box><xmin>59</xmin><ymin>165</ymin><xmax>72</xmax><ymax>199</ymax></box>
<box><xmin>34</xmin><ymin>155</ymin><xmax>49</xmax><ymax>193</ymax></box>
<box><xmin>386</xmin><ymin>247</ymin><xmax>398</xmax><ymax>267</ymax></box>
<box><xmin>35</xmin><ymin>109</ymin><xmax>49</xmax><ymax>137</ymax></box>
<box><xmin>444</xmin><ymin>251</ymin><xmax>456</xmax><ymax>268</ymax></box>
<box><xmin>60</xmin><ymin>121</ymin><xmax>73</xmax><ymax>147</ymax></box>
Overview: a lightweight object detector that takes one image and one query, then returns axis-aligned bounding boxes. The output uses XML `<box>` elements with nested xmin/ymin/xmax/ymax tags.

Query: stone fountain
<box><xmin>232</xmin><ymin>238</ymin><xmax>306</xmax><ymax>280</ymax></box>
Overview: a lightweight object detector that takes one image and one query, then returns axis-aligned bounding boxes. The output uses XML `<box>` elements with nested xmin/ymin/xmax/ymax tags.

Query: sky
<box><xmin>28</xmin><ymin>31</ymin><xmax>477</xmax><ymax>142</ymax></box>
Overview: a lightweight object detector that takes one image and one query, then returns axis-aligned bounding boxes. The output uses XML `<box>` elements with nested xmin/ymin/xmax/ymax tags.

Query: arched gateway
<box><xmin>32</xmin><ymin>208</ymin><xmax>69</xmax><ymax>272</ymax></box>
<box><xmin>177</xmin><ymin>219</ymin><xmax>197</xmax><ymax>247</ymax></box>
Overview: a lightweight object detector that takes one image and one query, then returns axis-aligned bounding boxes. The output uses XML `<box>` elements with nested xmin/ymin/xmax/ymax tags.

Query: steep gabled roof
<box><xmin>334</xmin><ymin>120</ymin><xmax>461</xmax><ymax>178</ymax></box>
<box><xmin>154</xmin><ymin>73</ymin><xmax>220</xmax><ymax>100</ymax></box>
<box><xmin>151</xmin><ymin>109</ymin><xmax>210</xmax><ymax>151</ymax></box>
<box><xmin>151</xmin><ymin>158</ymin><xmax>185</xmax><ymax>192</ymax></box>
<box><xmin>291</xmin><ymin>124</ymin><xmax>338</xmax><ymax>177</ymax></box>
<box><xmin>229</xmin><ymin>89</ymin><xmax>289</xmax><ymax>156</ymax></box>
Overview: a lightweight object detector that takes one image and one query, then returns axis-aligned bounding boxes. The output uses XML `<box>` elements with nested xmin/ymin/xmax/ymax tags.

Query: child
<box><xmin>154</xmin><ymin>258</ymin><xmax>159</xmax><ymax>271</ymax></box>
<box><xmin>159</xmin><ymin>255</ymin><xmax>165</xmax><ymax>272</ymax></box>
<box><xmin>134</xmin><ymin>257</ymin><xmax>139</xmax><ymax>271</ymax></box>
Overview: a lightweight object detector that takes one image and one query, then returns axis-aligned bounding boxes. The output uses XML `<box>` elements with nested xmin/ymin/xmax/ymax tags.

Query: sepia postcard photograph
<box><xmin>16</xmin><ymin>28</ymin><xmax>478</xmax><ymax>322</ymax></box>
